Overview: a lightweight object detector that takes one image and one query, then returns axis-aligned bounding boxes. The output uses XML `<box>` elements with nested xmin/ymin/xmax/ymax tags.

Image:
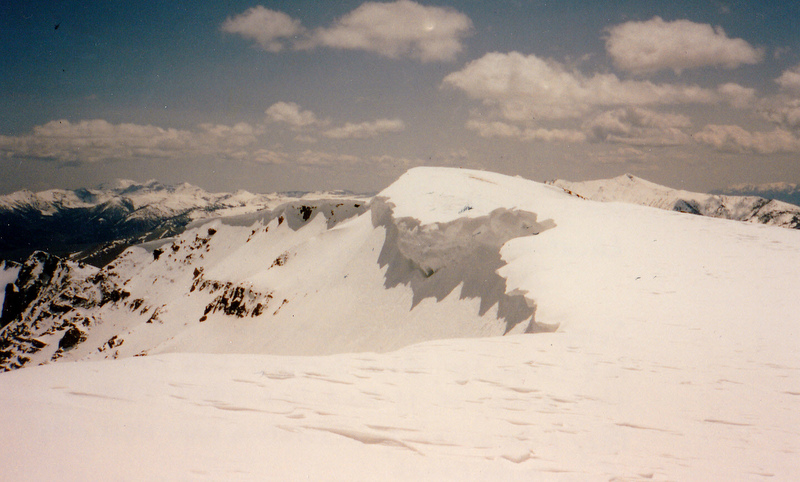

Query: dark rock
<box><xmin>58</xmin><ymin>326</ymin><xmax>85</xmax><ymax>351</ymax></box>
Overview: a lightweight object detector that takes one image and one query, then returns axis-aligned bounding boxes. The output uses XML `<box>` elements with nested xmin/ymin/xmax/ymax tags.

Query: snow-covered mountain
<box><xmin>0</xmin><ymin>179</ymin><xmax>366</xmax><ymax>266</ymax></box>
<box><xmin>550</xmin><ymin>173</ymin><xmax>800</xmax><ymax>229</ymax></box>
<box><xmin>1</xmin><ymin>167</ymin><xmax>799</xmax><ymax>480</ymax></box>
<box><xmin>719</xmin><ymin>181</ymin><xmax>800</xmax><ymax>207</ymax></box>
<box><xmin>0</xmin><ymin>188</ymin><xmax>550</xmax><ymax>370</ymax></box>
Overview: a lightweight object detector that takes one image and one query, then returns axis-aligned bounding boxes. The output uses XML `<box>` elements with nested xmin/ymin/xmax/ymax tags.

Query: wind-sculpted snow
<box><xmin>372</xmin><ymin>197</ymin><xmax>556</xmax><ymax>334</ymax></box>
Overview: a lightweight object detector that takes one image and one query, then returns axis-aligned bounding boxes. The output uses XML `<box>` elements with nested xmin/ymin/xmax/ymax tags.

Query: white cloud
<box><xmin>443</xmin><ymin>52</ymin><xmax>719</xmax><ymax>121</ymax></box>
<box><xmin>307</xmin><ymin>0</ymin><xmax>472</xmax><ymax>62</ymax></box>
<box><xmin>761</xmin><ymin>99</ymin><xmax>800</xmax><ymax>131</ymax></box>
<box><xmin>465</xmin><ymin>120</ymin><xmax>586</xmax><ymax>143</ymax></box>
<box><xmin>323</xmin><ymin>119</ymin><xmax>405</xmax><ymax>139</ymax></box>
<box><xmin>465</xmin><ymin>120</ymin><xmax>522</xmax><ymax>138</ymax></box>
<box><xmin>222</xmin><ymin>1</ymin><xmax>471</xmax><ymax>62</ymax></box>
<box><xmin>249</xmin><ymin>148</ymin><xmax>290</xmax><ymax>165</ymax></box>
<box><xmin>265</xmin><ymin>102</ymin><xmax>322</xmax><ymax>128</ymax></box>
<box><xmin>605</xmin><ymin>17</ymin><xmax>763</xmax><ymax>74</ymax></box>
<box><xmin>521</xmin><ymin>128</ymin><xmax>587</xmax><ymax>143</ymax></box>
<box><xmin>717</xmin><ymin>83</ymin><xmax>757</xmax><ymax>108</ymax></box>
<box><xmin>221</xmin><ymin>6</ymin><xmax>305</xmax><ymax>52</ymax></box>
<box><xmin>296</xmin><ymin>150</ymin><xmax>363</xmax><ymax>166</ymax></box>
<box><xmin>776</xmin><ymin>64</ymin><xmax>800</xmax><ymax>93</ymax></box>
<box><xmin>0</xmin><ymin>119</ymin><xmax>260</xmax><ymax>164</ymax></box>
<box><xmin>583</xmin><ymin>107</ymin><xmax>692</xmax><ymax>146</ymax></box>
<box><xmin>694</xmin><ymin>124</ymin><xmax>800</xmax><ymax>154</ymax></box>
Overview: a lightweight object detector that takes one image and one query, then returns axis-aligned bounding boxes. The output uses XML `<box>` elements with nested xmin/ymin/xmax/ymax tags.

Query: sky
<box><xmin>1</xmin><ymin>0</ymin><xmax>799</xmax><ymax>195</ymax></box>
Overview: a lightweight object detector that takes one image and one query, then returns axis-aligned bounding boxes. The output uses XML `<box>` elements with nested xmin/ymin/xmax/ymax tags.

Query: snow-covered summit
<box><xmin>550</xmin><ymin>173</ymin><xmax>800</xmax><ymax>229</ymax></box>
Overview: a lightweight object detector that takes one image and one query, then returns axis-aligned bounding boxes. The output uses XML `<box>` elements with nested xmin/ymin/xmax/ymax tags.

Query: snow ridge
<box><xmin>551</xmin><ymin>173</ymin><xmax>800</xmax><ymax>229</ymax></box>
<box><xmin>0</xmin><ymin>185</ymin><xmax>560</xmax><ymax>370</ymax></box>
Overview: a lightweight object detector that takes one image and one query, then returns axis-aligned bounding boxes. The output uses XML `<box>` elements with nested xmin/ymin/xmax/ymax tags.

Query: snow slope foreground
<box><xmin>550</xmin><ymin>173</ymin><xmax>800</xmax><ymax>229</ymax></box>
<box><xmin>1</xmin><ymin>167</ymin><xmax>800</xmax><ymax>480</ymax></box>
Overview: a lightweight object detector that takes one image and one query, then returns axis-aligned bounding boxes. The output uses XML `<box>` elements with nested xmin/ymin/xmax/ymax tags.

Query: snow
<box><xmin>551</xmin><ymin>173</ymin><xmax>800</xmax><ymax>229</ymax></box>
<box><xmin>0</xmin><ymin>260</ymin><xmax>20</xmax><ymax>308</ymax></box>
<box><xmin>1</xmin><ymin>167</ymin><xmax>799</xmax><ymax>480</ymax></box>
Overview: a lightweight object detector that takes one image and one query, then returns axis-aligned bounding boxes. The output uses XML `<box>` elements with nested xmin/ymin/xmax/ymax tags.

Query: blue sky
<box><xmin>2</xmin><ymin>1</ymin><xmax>799</xmax><ymax>194</ymax></box>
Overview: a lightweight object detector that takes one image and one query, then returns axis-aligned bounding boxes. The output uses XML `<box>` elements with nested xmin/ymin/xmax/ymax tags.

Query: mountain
<box><xmin>717</xmin><ymin>181</ymin><xmax>800</xmax><ymax>207</ymax></box>
<box><xmin>0</xmin><ymin>187</ymin><xmax>551</xmax><ymax>370</ymax></box>
<box><xmin>1</xmin><ymin>167</ymin><xmax>799</xmax><ymax>479</ymax></box>
<box><xmin>0</xmin><ymin>179</ymin><xmax>365</xmax><ymax>266</ymax></box>
<box><xmin>549</xmin><ymin>173</ymin><xmax>800</xmax><ymax>229</ymax></box>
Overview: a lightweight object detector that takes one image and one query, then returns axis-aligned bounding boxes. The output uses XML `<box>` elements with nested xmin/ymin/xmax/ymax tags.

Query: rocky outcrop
<box><xmin>0</xmin><ymin>251</ymin><xmax>144</xmax><ymax>371</ymax></box>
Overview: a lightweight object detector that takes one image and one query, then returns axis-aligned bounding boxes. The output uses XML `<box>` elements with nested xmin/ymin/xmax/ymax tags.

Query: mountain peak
<box><xmin>551</xmin><ymin>174</ymin><xmax>800</xmax><ymax>229</ymax></box>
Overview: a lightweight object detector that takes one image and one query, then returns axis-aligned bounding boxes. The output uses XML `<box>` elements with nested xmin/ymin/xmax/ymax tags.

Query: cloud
<box><xmin>221</xmin><ymin>6</ymin><xmax>305</xmax><ymax>52</ymax></box>
<box><xmin>222</xmin><ymin>1</ymin><xmax>471</xmax><ymax>62</ymax></box>
<box><xmin>583</xmin><ymin>107</ymin><xmax>692</xmax><ymax>146</ymax></box>
<box><xmin>776</xmin><ymin>64</ymin><xmax>800</xmax><ymax>93</ymax></box>
<box><xmin>694</xmin><ymin>124</ymin><xmax>800</xmax><ymax>154</ymax></box>
<box><xmin>323</xmin><ymin>119</ymin><xmax>405</xmax><ymax>139</ymax></box>
<box><xmin>265</xmin><ymin>101</ymin><xmax>405</xmax><ymax>140</ymax></box>
<box><xmin>465</xmin><ymin>120</ymin><xmax>586</xmax><ymax>143</ymax></box>
<box><xmin>295</xmin><ymin>150</ymin><xmax>363</xmax><ymax>166</ymax></box>
<box><xmin>717</xmin><ymin>83</ymin><xmax>757</xmax><ymax>108</ymax></box>
<box><xmin>249</xmin><ymin>148</ymin><xmax>290</xmax><ymax>165</ymax></box>
<box><xmin>443</xmin><ymin>52</ymin><xmax>719</xmax><ymax>121</ymax></box>
<box><xmin>465</xmin><ymin>120</ymin><xmax>521</xmax><ymax>138</ymax></box>
<box><xmin>266</xmin><ymin>102</ymin><xmax>323</xmax><ymax>127</ymax></box>
<box><xmin>0</xmin><ymin>119</ymin><xmax>261</xmax><ymax>164</ymax></box>
<box><xmin>759</xmin><ymin>98</ymin><xmax>800</xmax><ymax>131</ymax></box>
<box><xmin>306</xmin><ymin>0</ymin><xmax>472</xmax><ymax>62</ymax></box>
<box><xmin>605</xmin><ymin>17</ymin><xmax>764</xmax><ymax>74</ymax></box>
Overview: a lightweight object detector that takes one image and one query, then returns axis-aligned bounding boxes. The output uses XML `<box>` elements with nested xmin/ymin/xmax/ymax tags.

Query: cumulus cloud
<box><xmin>306</xmin><ymin>0</ymin><xmax>472</xmax><ymax>62</ymax></box>
<box><xmin>250</xmin><ymin>148</ymin><xmax>363</xmax><ymax>167</ymax></box>
<box><xmin>265</xmin><ymin>102</ymin><xmax>323</xmax><ymax>128</ymax></box>
<box><xmin>694</xmin><ymin>124</ymin><xmax>800</xmax><ymax>154</ymax></box>
<box><xmin>759</xmin><ymin>98</ymin><xmax>800</xmax><ymax>131</ymax></box>
<box><xmin>443</xmin><ymin>52</ymin><xmax>719</xmax><ymax>121</ymax></box>
<box><xmin>0</xmin><ymin>119</ymin><xmax>260</xmax><ymax>164</ymax></box>
<box><xmin>465</xmin><ymin>120</ymin><xmax>522</xmax><ymax>138</ymax></box>
<box><xmin>265</xmin><ymin>101</ymin><xmax>405</xmax><ymax>140</ymax></box>
<box><xmin>605</xmin><ymin>16</ymin><xmax>764</xmax><ymax>74</ymax></box>
<box><xmin>583</xmin><ymin>107</ymin><xmax>692</xmax><ymax>146</ymax></box>
<box><xmin>221</xmin><ymin>6</ymin><xmax>305</xmax><ymax>52</ymax></box>
<box><xmin>222</xmin><ymin>1</ymin><xmax>471</xmax><ymax>62</ymax></box>
<box><xmin>465</xmin><ymin>120</ymin><xmax>586</xmax><ymax>143</ymax></box>
<box><xmin>295</xmin><ymin>150</ymin><xmax>363</xmax><ymax>166</ymax></box>
<box><xmin>717</xmin><ymin>83</ymin><xmax>757</xmax><ymax>108</ymax></box>
<box><xmin>323</xmin><ymin>118</ymin><xmax>405</xmax><ymax>139</ymax></box>
<box><xmin>776</xmin><ymin>64</ymin><xmax>800</xmax><ymax>93</ymax></box>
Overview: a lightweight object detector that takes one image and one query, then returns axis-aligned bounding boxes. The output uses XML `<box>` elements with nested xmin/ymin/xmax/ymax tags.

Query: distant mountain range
<box><xmin>0</xmin><ymin>180</ymin><xmax>366</xmax><ymax>266</ymax></box>
<box><xmin>715</xmin><ymin>182</ymin><xmax>800</xmax><ymax>207</ymax></box>
<box><xmin>549</xmin><ymin>173</ymin><xmax>800</xmax><ymax>230</ymax></box>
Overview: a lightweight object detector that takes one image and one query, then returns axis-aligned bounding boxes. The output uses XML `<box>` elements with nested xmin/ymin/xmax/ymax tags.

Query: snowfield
<box><xmin>1</xmin><ymin>167</ymin><xmax>799</xmax><ymax>480</ymax></box>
